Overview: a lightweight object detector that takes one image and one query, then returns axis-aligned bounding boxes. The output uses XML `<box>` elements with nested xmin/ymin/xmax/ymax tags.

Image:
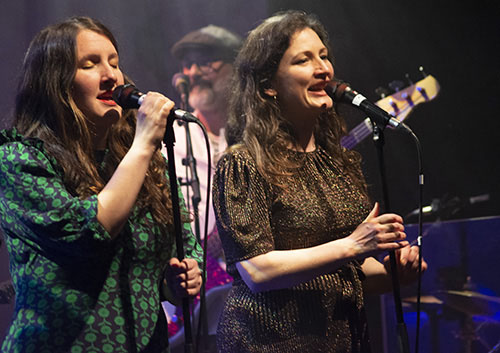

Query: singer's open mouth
<box><xmin>98</xmin><ymin>91</ymin><xmax>117</xmax><ymax>105</ymax></box>
<box><xmin>308</xmin><ymin>87</ymin><xmax>328</xmax><ymax>96</ymax></box>
<box><xmin>308</xmin><ymin>82</ymin><xmax>328</xmax><ymax>92</ymax></box>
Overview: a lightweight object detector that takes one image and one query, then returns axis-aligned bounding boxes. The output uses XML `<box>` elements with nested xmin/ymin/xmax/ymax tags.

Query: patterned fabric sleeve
<box><xmin>212</xmin><ymin>150</ymin><xmax>274</xmax><ymax>270</ymax></box>
<box><xmin>177</xmin><ymin>209</ymin><xmax>203</xmax><ymax>267</ymax></box>
<box><xmin>0</xmin><ymin>140</ymin><xmax>112</xmax><ymax>261</ymax></box>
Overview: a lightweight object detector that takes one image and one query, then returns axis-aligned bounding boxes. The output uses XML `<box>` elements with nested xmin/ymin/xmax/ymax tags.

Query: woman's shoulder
<box><xmin>0</xmin><ymin>128</ymin><xmax>58</xmax><ymax>170</ymax></box>
<box><xmin>216</xmin><ymin>145</ymin><xmax>266</xmax><ymax>182</ymax></box>
<box><xmin>218</xmin><ymin>144</ymin><xmax>255</xmax><ymax>167</ymax></box>
<box><xmin>0</xmin><ymin>128</ymin><xmax>45</xmax><ymax>151</ymax></box>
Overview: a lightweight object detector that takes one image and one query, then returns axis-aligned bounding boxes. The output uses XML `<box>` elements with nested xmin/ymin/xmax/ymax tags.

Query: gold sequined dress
<box><xmin>212</xmin><ymin>146</ymin><xmax>372</xmax><ymax>353</ymax></box>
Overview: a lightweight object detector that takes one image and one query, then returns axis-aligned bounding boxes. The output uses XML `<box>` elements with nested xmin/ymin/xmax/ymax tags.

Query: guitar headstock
<box><xmin>376</xmin><ymin>74</ymin><xmax>440</xmax><ymax>122</ymax></box>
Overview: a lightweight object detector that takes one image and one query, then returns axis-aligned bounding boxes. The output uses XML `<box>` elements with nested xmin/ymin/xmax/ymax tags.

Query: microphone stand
<box><xmin>164</xmin><ymin>114</ymin><xmax>195</xmax><ymax>353</ymax></box>
<box><xmin>371</xmin><ymin>123</ymin><xmax>410</xmax><ymax>353</ymax></box>
<box><xmin>179</xmin><ymin>94</ymin><xmax>202</xmax><ymax>243</ymax></box>
<box><xmin>178</xmin><ymin>91</ymin><xmax>209</xmax><ymax>353</ymax></box>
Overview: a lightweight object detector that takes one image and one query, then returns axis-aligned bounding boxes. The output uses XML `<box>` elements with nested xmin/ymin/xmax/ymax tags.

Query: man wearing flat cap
<box><xmin>172</xmin><ymin>25</ymin><xmax>242</xmax><ymax>134</ymax></box>
<box><xmin>163</xmin><ymin>25</ymin><xmax>243</xmax><ymax>353</ymax></box>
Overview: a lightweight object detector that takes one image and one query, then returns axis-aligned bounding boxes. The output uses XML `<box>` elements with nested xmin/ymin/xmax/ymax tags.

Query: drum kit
<box><xmin>403</xmin><ymin>277</ymin><xmax>500</xmax><ymax>353</ymax></box>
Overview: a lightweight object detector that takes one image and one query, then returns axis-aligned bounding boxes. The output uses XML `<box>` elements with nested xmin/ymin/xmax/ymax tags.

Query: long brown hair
<box><xmin>226</xmin><ymin>10</ymin><xmax>366</xmax><ymax>193</ymax></box>
<box><xmin>14</xmin><ymin>16</ymin><xmax>176</xmax><ymax>229</ymax></box>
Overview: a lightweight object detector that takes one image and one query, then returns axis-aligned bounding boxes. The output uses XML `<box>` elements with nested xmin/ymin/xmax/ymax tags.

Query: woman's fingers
<box><xmin>348</xmin><ymin>204</ymin><xmax>409</xmax><ymax>260</ymax></box>
<box><xmin>378</xmin><ymin>239</ymin><xmax>408</xmax><ymax>252</ymax></box>
<box><xmin>380</xmin><ymin>231</ymin><xmax>406</xmax><ymax>243</ymax></box>
<box><xmin>400</xmin><ymin>245</ymin><xmax>424</xmax><ymax>270</ymax></box>
<box><xmin>375</xmin><ymin>213</ymin><xmax>404</xmax><ymax>226</ymax></box>
<box><xmin>167</xmin><ymin>258</ymin><xmax>202</xmax><ymax>297</ymax></box>
<box><xmin>379</xmin><ymin>221</ymin><xmax>404</xmax><ymax>234</ymax></box>
<box><xmin>134</xmin><ymin>92</ymin><xmax>175</xmax><ymax>149</ymax></box>
<box><xmin>388</xmin><ymin>245</ymin><xmax>425</xmax><ymax>270</ymax></box>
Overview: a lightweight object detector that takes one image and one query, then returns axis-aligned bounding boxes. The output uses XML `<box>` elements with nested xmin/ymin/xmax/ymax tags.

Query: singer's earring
<box><xmin>264</xmin><ymin>87</ymin><xmax>277</xmax><ymax>100</ymax></box>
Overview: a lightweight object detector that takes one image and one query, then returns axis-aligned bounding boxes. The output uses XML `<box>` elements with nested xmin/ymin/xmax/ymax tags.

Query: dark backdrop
<box><xmin>1</xmin><ymin>1</ymin><xmax>499</xmax><ymax>219</ymax></box>
<box><xmin>1</xmin><ymin>0</ymin><xmax>499</xmax><ymax>351</ymax></box>
<box><xmin>269</xmin><ymin>0</ymin><xmax>500</xmax><ymax>221</ymax></box>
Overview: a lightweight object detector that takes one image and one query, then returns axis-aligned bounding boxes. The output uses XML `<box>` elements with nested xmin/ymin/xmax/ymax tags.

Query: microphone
<box><xmin>171</xmin><ymin>73</ymin><xmax>190</xmax><ymax>113</ymax></box>
<box><xmin>405</xmin><ymin>193</ymin><xmax>491</xmax><ymax>218</ymax></box>
<box><xmin>112</xmin><ymin>84</ymin><xmax>198</xmax><ymax>123</ymax></box>
<box><xmin>171</xmin><ymin>73</ymin><xmax>190</xmax><ymax>97</ymax></box>
<box><xmin>325</xmin><ymin>79</ymin><xmax>410</xmax><ymax>132</ymax></box>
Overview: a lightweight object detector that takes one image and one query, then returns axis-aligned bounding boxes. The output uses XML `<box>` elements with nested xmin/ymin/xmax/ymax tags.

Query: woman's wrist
<box><xmin>335</xmin><ymin>237</ymin><xmax>363</xmax><ymax>261</ymax></box>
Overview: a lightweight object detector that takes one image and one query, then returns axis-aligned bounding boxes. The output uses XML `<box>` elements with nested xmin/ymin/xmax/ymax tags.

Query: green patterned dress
<box><xmin>0</xmin><ymin>129</ymin><xmax>202</xmax><ymax>353</ymax></box>
<box><xmin>213</xmin><ymin>147</ymin><xmax>372</xmax><ymax>353</ymax></box>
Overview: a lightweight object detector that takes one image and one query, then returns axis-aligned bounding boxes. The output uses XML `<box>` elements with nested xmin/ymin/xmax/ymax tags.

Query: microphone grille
<box><xmin>112</xmin><ymin>84</ymin><xmax>139</xmax><ymax>109</ymax></box>
<box><xmin>172</xmin><ymin>72</ymin><xmax>189</xmax><ymax>90</ymax></box>
<box><xmin>325</xmin><ymin>79</ymin><xmax>349</xmax><ymax>101</ymax></box>
<box><xmin>112</xmin><ymin>85</ymin><xmax>125</xmax><ymax>104</ymax></box>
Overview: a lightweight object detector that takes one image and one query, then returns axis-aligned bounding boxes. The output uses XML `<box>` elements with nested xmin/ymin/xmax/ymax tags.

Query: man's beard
<box><xmin>188</xmin><ymin>78</ymin><xmax>228</xmax><ymax>114</ymax></box>
<box><xmin>188</xmin><ymin>81</ymin><xmax>216</xmax><ymax>112</ymax></box>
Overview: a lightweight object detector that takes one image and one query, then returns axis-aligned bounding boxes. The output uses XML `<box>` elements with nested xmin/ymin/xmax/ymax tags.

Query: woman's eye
<box><xmin>81</xmin><ymin>60</ymin><xmax>96</xmax><ymax>69</ymax></box>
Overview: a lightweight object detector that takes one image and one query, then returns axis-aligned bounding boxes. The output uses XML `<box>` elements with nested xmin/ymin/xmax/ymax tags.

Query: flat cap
<box><xmin>171</xmin><ymin>25</ymin><xmax>243</xmax><ymax>61</ymax></box>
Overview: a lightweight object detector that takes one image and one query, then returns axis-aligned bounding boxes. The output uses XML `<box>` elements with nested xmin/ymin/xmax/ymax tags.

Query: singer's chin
<box><xmin>319</xmin><ymin>97</ymin><xmax>333</xmax><ymax>111</ymax></box>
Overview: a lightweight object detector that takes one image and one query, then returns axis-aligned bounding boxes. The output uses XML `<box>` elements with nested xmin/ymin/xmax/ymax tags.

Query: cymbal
<box><xmin>403</xmin><ymin>295</ymin><xmax>443</xmax><ymax>305</ymax></box>
<box><xmin>436</xmin><ymin>290</ymin><xmax>500</xmax><ymax>316</ymax></box>
<box><xmin>402</xmin><ymin>295</ymin><xmax>443</xmax><ymax>311</ymax></box>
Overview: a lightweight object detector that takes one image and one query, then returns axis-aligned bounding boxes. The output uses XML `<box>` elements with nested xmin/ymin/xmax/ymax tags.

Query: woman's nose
<box><xmin>315</xmin><ymin>59</ymin><xmax>333</xmax><ymax>79</ymax></box>
<box><xmin>102</xmin><ymin>64</ymin><xmax>118</xmax><ymax>84</ymax></box>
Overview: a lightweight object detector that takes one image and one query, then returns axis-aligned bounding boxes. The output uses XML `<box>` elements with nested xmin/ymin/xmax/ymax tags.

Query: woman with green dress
<box><xmin>0</xmin><ymin>16</ymin><xmax>202</xmax><ymax>353</ymax></box>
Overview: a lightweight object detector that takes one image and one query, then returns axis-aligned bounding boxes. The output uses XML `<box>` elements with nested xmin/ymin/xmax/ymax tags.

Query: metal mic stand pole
<box><xmin>164</xmin><ymin>114</ymin><xmax>195</xmax><ymax>353</ymax></box>
<box><xmin>372</xmin><ymin>123</ymin><xmax>410</xmax><ymax>353</ymax></box>
<box><xmin>178</xmin><ymin>93</ymin><xmax>209</xmax><ymax>353</ymax></box>
<box><xmin>179</xmin><ymin>93</ymin><xmax>202</xmax><ymax>243</ymax></box>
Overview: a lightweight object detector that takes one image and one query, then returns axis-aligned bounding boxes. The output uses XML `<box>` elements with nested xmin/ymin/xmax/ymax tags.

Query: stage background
<box><xmin>1</xmin><ymin>1</ymin><xmax>499</xmax><ymax>351</ymax></box>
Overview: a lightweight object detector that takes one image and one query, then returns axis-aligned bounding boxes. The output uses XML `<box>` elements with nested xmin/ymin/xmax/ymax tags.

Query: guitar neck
<box><xmin>340</xmin><ymin>74</ymin><xmax>439</xmax><ymax>150</ymax></box>
<box><xmin>341</xmin><ymin>118</ymin><xmax>373</xmax><ymax>150</ymax></box>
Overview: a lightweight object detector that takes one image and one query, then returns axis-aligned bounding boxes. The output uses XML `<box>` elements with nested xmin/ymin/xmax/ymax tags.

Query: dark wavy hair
<box><xmin>14</xmin><ymin>16</ymin><xmax>177</xmax><ymax>229</ymax></box>
<box><xmin>226</xmin><ymin>10</ymin><xmax>367</xmax><ymax>192</ymax></box>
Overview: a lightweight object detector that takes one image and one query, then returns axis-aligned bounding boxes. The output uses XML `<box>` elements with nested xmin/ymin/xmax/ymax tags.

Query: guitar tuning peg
<box><xmin>389</xmin><ymin>98</ymin><xmax>400</xmax><ymax>114</ymax></box>
<box><xmin>388</xmin><ymin>80</ymin><xmax>405</xmax><ymax>93</ymax></box>
<box><xmin>419</xmin><ymin>66</ymin><xmax>428</xmax><ymax>77</ymax></box>
<box><xmin>417</xmin><ymin>86</ymin><xmax>429</xmax><ymax>101</ymax></box>
<box><xmin>405</xmin><ymin>73</ymin><xmax>414</xmax><ymax>86</ymax></box>
<box><xmin>401</xmin><ymin>91</ymin><xmax>414</xmax><ymax>107</ymax></box>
